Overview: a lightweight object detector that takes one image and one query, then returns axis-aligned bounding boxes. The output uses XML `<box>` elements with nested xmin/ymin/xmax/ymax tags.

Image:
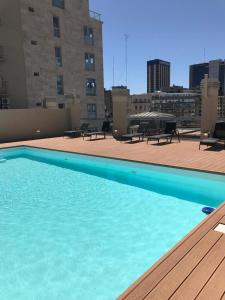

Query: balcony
<box><xmin>0</xmin><ymin>80</ymin><xmax>8</xmax><ymax>96</ymax></box>
<box><xmin>89</xmin><ymin>10</ymin><xmax>101</xmax><ymax>21</ymax></box>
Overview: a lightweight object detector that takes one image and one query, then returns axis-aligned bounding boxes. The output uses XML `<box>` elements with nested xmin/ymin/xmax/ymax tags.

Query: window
<box><xmin>34</xmin><ymin>72</ymin><xmax>39</xmax><ymax>76</ymax></box>
<box><xmin>55</xmin><ymin>47</ymin><xmax>62</xmax><ymax>67</ymax></box>
<box><xmin>57</xmin><ymin>75</ymin><xmax>64</xmax><ymax>95</ymax></box>
<box><xmin>28</xmin><ymin>7</ymin><xmax>35</xmax><ymax>12</ymax></box>
<box><xmin>58</xmin><ymin>103</ymin><xmax>65</xmax><ymax>109</ymax></box>
<box><xmin>86</xmin><ymin>79</ymin><xmax>96</xmax><ymax>96</ymax></box>
<box><xmin>85</xmin><ymin>53</ymin><xmax>95</xmax><ymax>71</ymax></box>
<box><xmin>53</xmin><ymin>16</ymin><xmax>60</xmax><ymax>38</ymax></box>
<box><xmin>84</xmin><ymin>26</ymin><xmax>94</xmax><ymax>45</ymax></box>
<box><xmin>52</xmin><ymin>0</ymin><xmax>64</xmax><ymax>9</ymax></box>
<box><xmin>87</xmin><ymin>104</ymin><xmax>97</xmax><ymax>119</ymax></box>
<box><xmin>31</xmin><ymin>40</ymin><xmax>38</xmax><ymax>45</ymax></box>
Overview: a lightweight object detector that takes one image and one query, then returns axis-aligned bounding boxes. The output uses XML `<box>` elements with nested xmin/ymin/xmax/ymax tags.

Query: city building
<box><xmin>189</xmin><ymin>59</ymin><xmax>225</xmax><ymax>95</ymax></box>
<box><xmin>0</xmin><ymin>0</ymin><xmax>105</xmax><ymax>125</ymax></box>
<box><xmin>147</xmin><ymin>59</ymin><xmax>170</xmax><ymax>93</ymax></box>
<box><xmin>129</xmin><ymin>92</ymin><xmax>201</xmax><ymax>120</ymax></box>
<box><xmin>161</xmin><ymin>85</ymin><xmax>185</xmax><ymax>93</ymax></box>
<box><xmin>218</xmin><ymin>96</ymin><xmax>225</xmax><ymax>118</ymax></box>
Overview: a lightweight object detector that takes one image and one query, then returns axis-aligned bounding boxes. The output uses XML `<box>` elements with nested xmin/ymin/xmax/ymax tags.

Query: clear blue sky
<box><xmin>89</xmin><ymin>0</ymin><xmax>225</xmax><ymax>94</ymax></box>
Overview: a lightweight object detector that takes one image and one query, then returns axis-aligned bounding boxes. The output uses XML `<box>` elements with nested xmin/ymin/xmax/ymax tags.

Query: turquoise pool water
<box><xmin>0</xmin><ymin>147</ymin><xmax>225</xmax><ymax>300</ymax></box>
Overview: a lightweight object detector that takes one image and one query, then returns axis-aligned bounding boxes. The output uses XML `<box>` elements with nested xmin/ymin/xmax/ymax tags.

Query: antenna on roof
<box><xmin>124</xmin><ymin>34</ymin><xmax>129</xmax><ymax>86</ymax></box>
<box><xmin>204</xmin><ymin>48</ymin><xmax>206</xmax><ymax>62</ymax></box>
<box><xmin>113</xmin><ymin>56</ymin><xmax>115</xmax><ymax>87</ymax></box>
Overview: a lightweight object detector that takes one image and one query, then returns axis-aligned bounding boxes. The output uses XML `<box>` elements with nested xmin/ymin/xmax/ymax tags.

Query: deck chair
<box><xmin>120</xmin><ymin>123</ymin><xmax>148</xmax><ymax>143</ymax></box>
<box><xmin>199</xmin><ymin>121</ymin><xmax>225</xmax><ymax>149</ymax></box>
<box><xmin>147</xmin><ymin>122</ymin><xmax>180</xmax><ymax>144</ymax></box>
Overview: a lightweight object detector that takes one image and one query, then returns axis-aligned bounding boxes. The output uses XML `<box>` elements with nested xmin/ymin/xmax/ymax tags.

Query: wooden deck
<box><xmin>1</xmin><ymin>136</ymin><xmax>225</xmax><ymax>299</ymax></box>
<box><xmin>1</xmin><ymin>135</ymin><xmax>225</xmax><ymax>173</ymax></box>
<box><xmin>118</xmin><ymin>203</ymin><xmax>225</xmax><ymax>300</ymax></box>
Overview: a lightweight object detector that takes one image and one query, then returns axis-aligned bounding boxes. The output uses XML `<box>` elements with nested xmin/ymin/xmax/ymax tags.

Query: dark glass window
<box><xmin>57</xmin><ymin>75</ymin><xmax>64</xmax><ymax>95</ymax></box>
<box><xmin>52</xmin><ymin>0</ymin><xmax>64</xmax><ymax>9</ymax></box>
<box><xmin>28</xmin><ymin>7</ymin><xmax>35</xmax><ymax>12</ymax></box>
<box><xmin>53</xmin><ymin>16</ymin><xmax>60</xmax><ymax>38</ymax></box>
<box><xmin>87</xmin><ymin>104</ymin><xmax>97</xmax><ymax>119</ymax></box>
<box><xmin>55</xmin><ymin>47</ymin><xmax>62</xmax><ymax>67</ymax></box>
<box><xmin>86</xmin><ymin>79</ymin><xmax>96</xmax><ymax>96</ymax></box>
<box><xmin>84</xmin><ymin>26</ymin><xmax>94</xmax><ymax>45</ymax></box>
<box><xmin>58</xmin><ymin>103</ymin><xmax>65</xmax><ymax>109</ymax></box>
<box><xmin>85</xmin><ymin>53</ymin><xmax>95</xmax><ymax>71</ymax></box>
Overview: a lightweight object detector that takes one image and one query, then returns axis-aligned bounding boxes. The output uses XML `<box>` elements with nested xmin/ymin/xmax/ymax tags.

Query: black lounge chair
<box><xmin>199</xmin><ymin>121</ymin><xmax>225</xmax><ymax>150</ymax></box>
<box><xmin>83</xmin><ymin>121</ymin><xmax>111</xmax><ymax>140</ymax></box>
<box><xmin>64</xmin><ymin>130</ymin><xmax>82</xmax><ymax>138</ymax></box>
<box><xmin>102</xmin><ymin>121</ymin><xmax>111</xmax><ymax>132</ymax></box>
<box><xmin>80</xmin><ymin>123</ymin><xmax>90</xmax><ymax>134</ymax></box>
<box><xmin>84</xmin><ymin>130</ymin><xmax>106</xmax><ymax>140</ymax></box>
<box><xmin>146</xmin><ymin>122</ymin><xmax>180</xmax><ymax>144</ymax></box>
<box><xmin>64</xmin><ymin>123</ymin><xmax>90</xmax><ymax>138</ymax></box>
<box><xmin>120</xmin><ymin>123</ymin><xmax>149</xmax><ymax>143</ymax></box>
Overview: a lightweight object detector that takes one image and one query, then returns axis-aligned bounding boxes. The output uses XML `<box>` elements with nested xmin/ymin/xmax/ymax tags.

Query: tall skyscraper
<box><xmin>147</xmin><ymin>59</ymin><xmax>170</xmax><ymax>93</ymax></box>
<box><xmin>189</xmin><ymin>59</ymin><xmax>225</xmax><ymax>95</ymax></box>
<box><xmin>0</xmin><ymin>0</ymin><xmax>105</xmax><ymax>125</ymax></box>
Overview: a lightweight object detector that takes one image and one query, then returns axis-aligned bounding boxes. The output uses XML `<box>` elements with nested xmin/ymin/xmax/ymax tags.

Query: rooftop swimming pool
<box><xmin>0</xmin><ymin>146</ymin><xmax>225</xmax><ymax>300</ymax></box>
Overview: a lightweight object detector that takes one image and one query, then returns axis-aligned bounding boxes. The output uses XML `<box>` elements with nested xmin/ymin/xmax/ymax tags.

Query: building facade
<box><xmin>190</xmin><ymin>60</ymin><xmax>225</xmax><ymax>95</ymax></box>
<box><xmin>218</xmin><ymin>96</ymin><xmax>225</xmax><ymax>119</ymax></box>
<box><xmin>129</xmin><ymin>92</ymin><xmax>201</xmax><ymax>119</ymax></box>
<box><xmin>0</xmin><ymin>0</ymin><xmax>105</xmax><ymax>125</ymax></box>
<box><xmin>147</xmin><ymin>59</ymin><xmax>170</xmax><ymax>93</ymax></box>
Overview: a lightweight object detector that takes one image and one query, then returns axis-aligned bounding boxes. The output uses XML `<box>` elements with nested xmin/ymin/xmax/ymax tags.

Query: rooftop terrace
<box><xmin>1</xmin><ymin>137</ymin><xmax>225</xmax><ymax>299</ymax></box>
<box><xmin>1</xmin><ymin>136</ymin><xmax>224</xmax><ymax>173</ymax></box>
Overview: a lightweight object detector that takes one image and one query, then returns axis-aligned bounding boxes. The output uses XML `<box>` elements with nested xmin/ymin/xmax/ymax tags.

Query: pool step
<box><xmin>0</xmin><ymin>158</ymin><xmax>7</xmax><ymax>163</ymax></box>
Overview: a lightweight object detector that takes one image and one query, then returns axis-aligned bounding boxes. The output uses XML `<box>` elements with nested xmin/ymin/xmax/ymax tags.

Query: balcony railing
<box><xmin>89</xmin><ymin>10</ymin><xmax>101</xmax><ymax>21</ymax></box>
<box><xmin>0</xmin><ymin>80</ymin><xmax>8</xmax><ymax>95</ymax></box>
<box><xmin>0</xmin><ymin>97</ymin><xmax>9</xmax><ymax>109</ymax></box>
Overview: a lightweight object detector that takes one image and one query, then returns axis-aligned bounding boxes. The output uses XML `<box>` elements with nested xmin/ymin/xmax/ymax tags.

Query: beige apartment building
<box><xmin>0</xmin><ymin>0</ymin><xmax>105</xmax><ymax>126</ymax></box>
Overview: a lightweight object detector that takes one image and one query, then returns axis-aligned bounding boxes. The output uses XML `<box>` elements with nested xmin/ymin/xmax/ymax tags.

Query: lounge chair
<box><xmin>80</xmin><ymin>123</ymin><xmax>90</xmax><ymax>134</ymax></box>
<box><xmin>64</xmin><ymin>123</ymin><xmax>90</xmax><ymax>138</ymax></box>
<box><xmin>102</xmin><ymin>121</ymin><xmax>111</xmax><ymax>132</ymax></box>
<box><xmin>146</xmin><ymin>122</ymin><xmax>180</xmax><ymax>144</ymax></box>
<box><xmin>83</xmin><ymin>121</ymin><xmax>110</xmax><ymax>140</ymax></box>
<box><xmin>199</xmin><ymin>121</ymin><xmax>225</xmax><ymax>150</ymax></box>
<box><xmin>120</xmin><ymin>123</ymin><xmax>148</xmax><ymax>143</ymax></box>
<box><xmin>64</xmin><ymin>130</ymin><xmax>82</xmax><ymax>138</ymax></box>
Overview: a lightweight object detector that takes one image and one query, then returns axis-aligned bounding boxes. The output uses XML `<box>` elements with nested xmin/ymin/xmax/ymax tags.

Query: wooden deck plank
<box><xmin>118</xmin><ymin>205</ymin><xmax>225</xmax><ymax>300</ymax></box>
<box><xmin>143</xmin><ymin>231</ymin><xmax>222</xmax><ymax>300</ymax></box>
<box><xmin>219</xmin><ymin>216</ymin><xmax>225</xmax><ymax>224</ymax></box>
<box><xmin>221</xmin><ymin>293</ymin><xmax>225</xmax><ymax>300</ymax></box>
<box><xmin>196</xmin><ymin>258</ymin><xmax>225</xmax><ymax>300</ymax></box>
<box><xmin>169</xmin><ymin>235</ymin><xmax>225</xmax><ymax>300</ymax></box>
